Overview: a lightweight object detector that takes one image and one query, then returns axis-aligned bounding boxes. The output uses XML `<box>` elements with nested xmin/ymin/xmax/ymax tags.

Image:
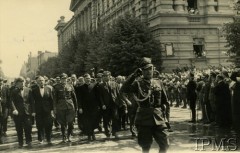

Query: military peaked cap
<box><xmin>139</xmin><ymin>57</ymin><xmax>153</xmax><ymax>70</ymax></box>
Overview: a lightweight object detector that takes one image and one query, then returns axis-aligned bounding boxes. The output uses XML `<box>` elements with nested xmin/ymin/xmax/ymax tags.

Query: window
<box><xmin>187</xmin><ymin>0</ymin><xmax>197</xmax><ymax>10</ymax></box>
<box><xmin>193</xmin><ymin>38</ymin><xmax>205</xmax><ymax>58</ymax></box>
<box><xmin>165</xmin><ymin>43</ymin><xmax>174</xmax><ymax>56</ymax></box>
<box><xmin>187</xmin><ymin>0</ymin><xmax>198</xmax><ymax>14</ymax></box>
<box><xmin>107</xmin><ymin>0</ymin><xmax>109</xmax><ymax>8</ymax></box>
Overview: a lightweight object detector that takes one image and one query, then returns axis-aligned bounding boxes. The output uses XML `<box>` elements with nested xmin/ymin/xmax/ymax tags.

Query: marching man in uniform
<box><xmin>53</xmin><ymin>73</ymin><xmax>78</xmax><ymax>142</ymax></box>
<box><xmin>121</xmin><ymin>57</ymin><xmax>170</xmax><ymax>153</ymax></box>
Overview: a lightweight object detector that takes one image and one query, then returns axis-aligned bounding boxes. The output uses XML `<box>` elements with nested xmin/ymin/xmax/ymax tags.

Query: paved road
<box><xmin>0</xmin><ymin>106</ymin><xmax>239</xmax><ymax>153</ymax></box>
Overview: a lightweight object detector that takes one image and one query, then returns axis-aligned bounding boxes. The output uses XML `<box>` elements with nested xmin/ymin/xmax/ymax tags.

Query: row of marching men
<box><xmin>0</xmin><ymin>71</ymin><xmax>141</xmax><ymax>148</ymax></box>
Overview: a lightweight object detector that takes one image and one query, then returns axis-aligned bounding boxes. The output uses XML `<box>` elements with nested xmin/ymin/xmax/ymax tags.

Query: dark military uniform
<box><xmin>53</xmin><ymin>81</ymin><xmax>77</xmax><ymax>142</ymax></box>
<box><xmin>121</xmin><ymin>74</ymin><xmax>169</xmax><ymax>153</ymax></box>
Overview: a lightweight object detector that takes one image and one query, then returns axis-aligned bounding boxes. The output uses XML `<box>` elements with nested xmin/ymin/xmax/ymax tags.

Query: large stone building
<box><xmin>55</xmin><ymin>0</ymin><xmax>240</xmax><ymax>71</ymax></box>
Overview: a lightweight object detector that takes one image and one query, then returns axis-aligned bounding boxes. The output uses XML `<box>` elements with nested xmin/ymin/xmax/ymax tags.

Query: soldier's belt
<box><xmin>58</xmin><ymin>98</ymin><xmax>72</xmax><ymax>100</ymax></box>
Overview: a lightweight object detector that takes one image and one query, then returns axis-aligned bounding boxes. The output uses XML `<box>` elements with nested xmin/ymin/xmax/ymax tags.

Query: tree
<box><xmin>58</xmin><ymin>36</ymin><xmax>78</xmax><ymax>75</ymax></box>
<box><xmin>103</xmin><ymin>14</ymin><xmax>163</xmax><ymax>76</ymax></box>
<box><xmin>223</xmin><ymin>18</ymin><xmax>240</xmax><ymax>66</ymax></box>
<box><xmin>72</xmin><ymin>31</ymin><xmax>90</xmax><ymax>75</ymax></box>
<box><xmin>38</xmin><ymin>57</ymin><xmax>61</xmax><ymax>77</ymax></box>
<box><xmin>223</xmin><ymin>1</ymin><xmax>240</xmax><ymax>66</ymax></box>
<box><xmin>86</xmin><ymin>29</ymin><xmax>107</xmax><ymax>74</ymax></box>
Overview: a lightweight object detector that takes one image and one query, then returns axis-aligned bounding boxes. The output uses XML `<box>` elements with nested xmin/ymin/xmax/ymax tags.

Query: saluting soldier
<box><xmin>53</xmin><ymin>73</ymin><xmax>77</xmax><ymax>142</ymax></box>
<box><xmin>121</xmin><ymin>57</ymin><xmax>170</xmax><ymax>153</ymax></box>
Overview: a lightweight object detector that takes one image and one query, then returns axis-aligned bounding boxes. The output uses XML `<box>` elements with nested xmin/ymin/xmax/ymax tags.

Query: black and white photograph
<box><xmin>0</xmin><ymin>0</ymin><xmax>240</xmax><ymax>152</ymax></box>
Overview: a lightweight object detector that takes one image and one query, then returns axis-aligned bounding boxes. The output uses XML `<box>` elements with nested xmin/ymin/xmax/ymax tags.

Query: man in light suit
<box><xmin>10</xmin><ymin>77</ymin><xmax>34</xmax><ymax>148</ymax></box>
<box><xmin>31</xmin><ymin>76</ymin><xmax>54</xmax><ymax>144</ymax></box>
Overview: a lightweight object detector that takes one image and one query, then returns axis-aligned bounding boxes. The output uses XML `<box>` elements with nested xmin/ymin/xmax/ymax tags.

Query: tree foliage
<box><xmin>223</xmin><ymin>18</ymin><xmax>240</xmax><ymax>66</ymax></box>
<box><xmin>38</xmin><ymin>14</ymin><xmax>163</xmax><ymax>77</ymax></box>
<box><xmin>104</xmin><ymin>14</ymin><xmax>162</xmax><ymax>76</ymax></box>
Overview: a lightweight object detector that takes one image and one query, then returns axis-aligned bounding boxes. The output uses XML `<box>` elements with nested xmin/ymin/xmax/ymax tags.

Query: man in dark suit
<box><xmin>99</xmin><ymin>71</ymin><xmax>120</xmax><ymax>139</ymax></box>
<box><xmin>76</xmin><ymin>74</ymin><xmax>100</xmax><ymax>141</ymax></box>
<box><xmin>187</xmin><ymin>72</ymin><xmax>197</xmax><ymax>123</ymax></box>
<box><xmin>31</xmin><ymin>76</ymin><xmax>54</xmax><ymax>144</ymax></box>
<box><xmin>0</xmin><ymin>78</ymin><xmax>10</xmax><ymax>143</ymax></box>
<box><xmin>10</xmin><ymin>77</ymin><xmax>34</xmax><ymax>148</ymax></box>
<box><xmin>121</xmin><ymin>57</ymin><xmax>169</xmax><ymax>153</ymax></box>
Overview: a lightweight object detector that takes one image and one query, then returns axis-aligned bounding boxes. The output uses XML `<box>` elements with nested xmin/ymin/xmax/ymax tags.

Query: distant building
<box><xmin>19</xmin><ymin>51</ymin><xmax>57</xmax><ymax>79</ymax></box>
<box><xmin>37</xmin><ymin>51</ymin><xmax>58</xmax><ymax>66</ymax></box>
<box><xmin>19</xmin><ymin>62</ymin><xmax>28</xmax><ymax>78</ymax></box>
<box><xmin>55</xmin><ymin>0</ymin><xmax>240</xmax><ymax>71</ymax></box>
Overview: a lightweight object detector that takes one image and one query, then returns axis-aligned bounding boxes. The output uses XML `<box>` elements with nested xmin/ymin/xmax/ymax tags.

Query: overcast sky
<box><xmin>0</xmin><ymin>0</ymin><xmax>73</xmax><ymax>77</ymax></box>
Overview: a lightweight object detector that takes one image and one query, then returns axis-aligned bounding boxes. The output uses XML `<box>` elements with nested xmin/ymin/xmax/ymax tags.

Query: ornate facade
<box><xmin>55</xmin><ymin>0</ymin><xmax>240</xmax><ymax>71</ymax></box>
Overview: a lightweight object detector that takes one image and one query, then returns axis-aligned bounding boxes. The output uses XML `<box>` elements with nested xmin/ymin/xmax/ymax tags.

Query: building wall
<box><xmin>55</xmin><ymin>0</ymin><xmax>239</xmax><ymax>71</ymax></box>
<box><xmin>37</xmin><ymin>51</ymin><xmax>58</xmax><ymax>66</ymax></box>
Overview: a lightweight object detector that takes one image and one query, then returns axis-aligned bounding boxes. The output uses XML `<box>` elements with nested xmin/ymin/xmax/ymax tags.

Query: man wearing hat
<box><xmin>94</xmin><ymin>73</ymin><xmax>104</xmax><ymax>133</ymax></box>
<box><xmin>186</xmin><ymin>72</ymin><xmax>197</xmax><ymax>123</ymax></box>
<box><xmin>53</xmin><ymin>73</ymin><xmax>77</xmax><ymax>142</ymax></box>
<box><xmin>121</xmin><ymin>57</ymin><xmax>169</xmax><ymax>153</ymax></box>
<box><xmin>214</xmin><ymin>74</ymin><xmax>231</xmax><ymax>127</ymax></box>
<box><xmin>10</xmin><ymin>77</ymin><xmax>34</xmax><ymax>148</ymax></box>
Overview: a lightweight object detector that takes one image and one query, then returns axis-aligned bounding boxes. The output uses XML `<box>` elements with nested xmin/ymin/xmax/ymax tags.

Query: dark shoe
<box><xmin>113</xmin><ymin>133</ymin><xmax>119</xmax><ymax>139</ymax></box>
<box><xmin>181</xmin><ymin>106</ymin><xmax>187</xmax><ymax>109</ymax></box>
<box><xmin>62</xmin><ymin>136</ymin><xmax>67</xmax><ymax>143</ymax></box>
<box><xmin>18</xmin><ymin>144</ymin><xmax>23</xmax><ymax>149</ymax></box>
<box><xmin>2</xmin><ymin>132</ymin><xmax>7</xmax><ymax>137</ymax></box>
<box><xmin>27</xmin><ymin>142</ymin><xmax>32</xmax><ymax>148</ymax></box>
<box><xmin>188</xmin><ymin>120</ymin><xmax>196</xmax><ymax>123</ymax></box>
<box><xmin>131</xmin><ymin>133</ymin><xmax>137</xmax><ymax>138</ymax></box>
<box><xmin>92</xmin><ymin>135</ymin><xmax>96</xmax><ymax>141</ymax></box>
<box><xmin>168</xmin><ymin>128</ymin><xmax>173</xmax><ymax>132</ymax></box>
<box><xmin>174</xmin><ymin>105</ymin><xmax>179</xmax><ymax>107</ymax></box>
<box><xmin>39</xmin><ymin>140</ymin><xmax>44</xmax><ymax>144</ymax></box>
<box><xmin>47</xmin><ymin>141</ymin><xmax>53</xmax><ymax>146</ymax></box>
<box><xmin>67</xmin><ymin>136</ymin><xmax>71</xmax><ymax>142</ymax></box>
<box><xmin>55</xmin><ymin>126</ymin><xmax>60</xmax><ymax>131</ymax></box>
<box><xmin>98</xmin><ymin>127</ymin><xmax>102</xmax><ymax>133</ymax></box>
<box><xmin>105</xmin><ymin>134</ymin><xmax>110</xmax><ymax>140</ymax></box>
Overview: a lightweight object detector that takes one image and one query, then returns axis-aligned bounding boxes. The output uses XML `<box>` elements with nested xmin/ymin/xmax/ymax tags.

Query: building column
<box><xmin>92</xmin><ymin>0</ymin><xmax>97</xmax><ymax>30</ymax></box>
<box><xmin>82</xmin><ymin>12</ymin><xmax>85</xmax><ymax>31</ymax></box>
<box><xmin>206</xmin><ymin>0</ymin><xmax>217</xmax><ymax>13</ymax></box>
<box><xmin>173</xmin><ymin>0</ymin><xmax>186</xmax><ymax>12</ymax></box>
<box><xmin>88</xmin><ymin>4</ymin><xmax>92</xmax><ymax>31</ymax></box>
<box><xmin>85</xmin><ymin>8</ymin><xmax>88</xmax><ymax>31</ymax></box>
<box><xmin>158</xmin><ymin>0</ymin><xmax>174</xmax><ymax>13</ymax></box>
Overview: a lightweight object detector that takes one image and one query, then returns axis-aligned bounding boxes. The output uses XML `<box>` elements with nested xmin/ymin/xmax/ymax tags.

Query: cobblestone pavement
<box><xmin>0</xmin><ymin>106</ymin><xmax>239</xmax><ymax>153</ymax></box>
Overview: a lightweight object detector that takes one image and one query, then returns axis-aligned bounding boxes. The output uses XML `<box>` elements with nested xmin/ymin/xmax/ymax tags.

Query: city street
<box><xmin>0</xmin><ymin>106</ymin><xmax>239</xmax><ymax>153</ymax></box>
